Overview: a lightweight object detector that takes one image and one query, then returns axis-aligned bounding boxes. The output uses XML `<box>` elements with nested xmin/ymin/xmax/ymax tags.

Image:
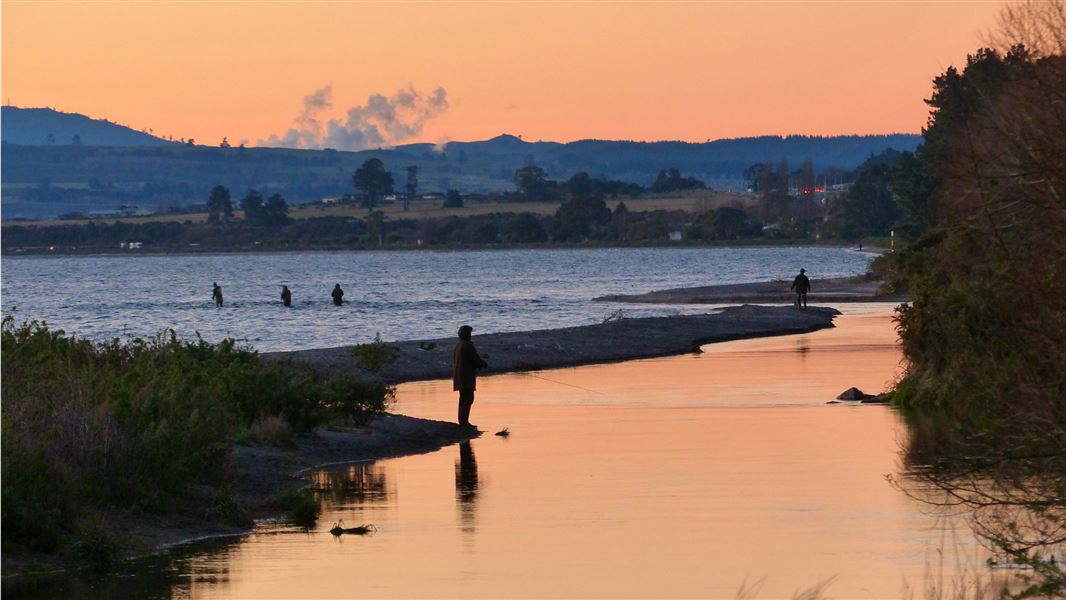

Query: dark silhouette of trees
<box><xmin>502</xmin><ymin>212</ymin><xmax>547</xmax><ymax>243</ymax></box>
<box><xmin>554</xmin><ymin>196</ymin><xmax>611</xmax><ymax>240</ymax></box>
<box><xmin>206</xmin><ymin>185</ymin><xmax>233</xmax><ymax>225</ymax></box>
<box><xmin>686</xmin><ymin>207</ymin><xmax>757</xmax><ymax>240</ymax></box>
<box><xmin>403</xmin><ymin>165</ymin><xmax>419</xmax><ymax>210</ymax></box>
<box><xmin>353</xmin><ymin>158</ymin><xmax>394</xmax><ymax>211</ymax></box>
<box><xmin>514</xmin><ymin>165</ymin><xmax>556</xmax><ymax>200</ymax></box>
<box><xmin>443</xmin><ymin>189</ymin><xmax>463</xmax><ymax>208</ymax></box>
<box><xmin>650</xmin><ymin>168</ymin><xmax>706</xmax><ymax>193</ymax></box>
<box><xmin>242</xmin><ymin>190</ymin><xmax>290</xmax><ymax>226</ymax></box>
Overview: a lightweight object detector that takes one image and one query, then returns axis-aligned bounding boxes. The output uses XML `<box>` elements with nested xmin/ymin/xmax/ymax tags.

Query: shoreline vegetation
<box><xmin>1</xmin><ymin>304</ymin><xmax>839</xmax><ymax>578</ymax></box>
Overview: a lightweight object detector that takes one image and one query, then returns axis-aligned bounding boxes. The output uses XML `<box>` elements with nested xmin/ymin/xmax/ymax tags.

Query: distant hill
<box><xmin>1</xmin><ymin>106</ymin><xmax>174</xmax><ymax>147</ymax></box>
<box><xmin>0</xmin><ymin>107</ymin><xmax>921</xmax><ymax>219</ymax></box>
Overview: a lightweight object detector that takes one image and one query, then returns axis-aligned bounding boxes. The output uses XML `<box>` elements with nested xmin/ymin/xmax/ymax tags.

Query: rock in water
<box><xmin>837</xmin><ymin>387</ymin><xmax>870</xmax><ymax>401</ymax></box>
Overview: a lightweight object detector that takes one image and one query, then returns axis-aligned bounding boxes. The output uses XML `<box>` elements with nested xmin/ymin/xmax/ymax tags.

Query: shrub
<box><xmin>0</xmin><ymin>319</ymin><xmax>390</xmax><ymax>557</ymax></box>
<box><xmin>351</xmin><ymin>333</ymin><xmax>398</xmax><ymax>373</ymax></box>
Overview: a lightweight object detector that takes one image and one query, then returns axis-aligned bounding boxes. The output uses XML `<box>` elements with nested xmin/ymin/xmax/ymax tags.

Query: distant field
<box><xmin>3</xmin><ymin>190</ymin><xmax>757</xmax><ymax>228</ymax></box>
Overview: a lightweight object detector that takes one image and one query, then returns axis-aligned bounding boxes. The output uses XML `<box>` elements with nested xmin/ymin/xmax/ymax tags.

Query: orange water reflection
<box><xmin>184</xmin><ymin>308</ymin><xmax>987</xmax><ymax>598</ymax></box>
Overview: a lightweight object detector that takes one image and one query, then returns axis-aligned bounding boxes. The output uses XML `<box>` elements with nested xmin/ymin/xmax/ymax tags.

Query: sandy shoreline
<box><xmin>593</xmin><ymin>275</ymin><xmax>909</xmax><ymax>305</ymax></box>
<box><xmin>266</xmin><ymin>304</ymin><xmax>841</xmax><ymax>384</ymax></box>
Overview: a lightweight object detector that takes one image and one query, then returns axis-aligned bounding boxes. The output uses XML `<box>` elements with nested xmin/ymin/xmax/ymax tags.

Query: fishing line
<box><xmin>519</xmin><ymin>372</ymin><xmax>607</xmax><ymax>395</ymax></box>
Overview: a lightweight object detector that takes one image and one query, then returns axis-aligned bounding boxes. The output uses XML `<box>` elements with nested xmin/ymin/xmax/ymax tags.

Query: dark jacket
<box><xmin>791</xmin><ymin>274</ymin><xmax>811</xmax><ymax>294</ymax></box>
<box><xmin>453</xmin><ymin>339</ymin><xmax>487</xmax><ymax>391</ymax></box>
<box><xmin>331</xmin><ymin>286</ymin><xmax>344</xmax><ymax>305</ymax></box>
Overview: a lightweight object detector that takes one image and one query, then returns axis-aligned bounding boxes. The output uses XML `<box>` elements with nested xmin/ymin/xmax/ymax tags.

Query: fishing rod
<box><xmin>519</xmin><ymin>371</ymin><xmax>607</xmax><ymax>395</ymax></box>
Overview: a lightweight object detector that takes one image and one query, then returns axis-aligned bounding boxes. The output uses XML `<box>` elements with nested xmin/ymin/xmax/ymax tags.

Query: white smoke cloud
<box><xmin>262</xmin><ymin>85</ymin><xmax>448</xmax><ymax>150</ymax></box>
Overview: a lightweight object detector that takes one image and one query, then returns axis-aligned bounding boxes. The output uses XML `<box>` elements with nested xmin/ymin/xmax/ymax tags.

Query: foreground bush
<box><xmin>1</xmin><ymin>318</ymin><xmax>390</xmax><ymax>556</ymax></box>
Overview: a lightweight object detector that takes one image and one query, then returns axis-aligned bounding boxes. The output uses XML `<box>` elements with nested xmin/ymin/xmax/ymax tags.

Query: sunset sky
<box><xmin>3</xmin><ymin>1</ymin><xmax>1002</xmax><ymax>149</ymax></box>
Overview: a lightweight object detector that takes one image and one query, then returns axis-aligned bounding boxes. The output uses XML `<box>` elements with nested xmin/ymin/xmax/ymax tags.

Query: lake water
<box><xmin>1</xmin><ymin>247</ymin><xmax>870</xmax><ymax>351</ymax></box>
<box><xmin>6</xmin><ymin>308</ymin><xmax>1006</xmax><ymax>599</ymax></box>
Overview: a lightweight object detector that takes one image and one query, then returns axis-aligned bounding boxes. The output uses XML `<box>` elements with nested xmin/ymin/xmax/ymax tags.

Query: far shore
<box><xmin>593</xmin><ymin>275</ymin><xmax>909</xmax><ymax>305</ymax></box>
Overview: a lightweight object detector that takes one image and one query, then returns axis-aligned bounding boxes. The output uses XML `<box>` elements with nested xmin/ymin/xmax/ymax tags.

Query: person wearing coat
<box><xmin>281</xmin><ymin>285</ymin><xmax>292</xmax><ymax>307</ymax></box>
<box><xmin>331</xmin><ymin>283</ymin><xmax>344</xmax><ymax>306</ymax></box>
<box><xmin>452</xmin><ymin>325</ymin><xmax>488</xmax><ymax>427</ymax></box>
<box><xmin>790</xmin><ymin>268</ymin><xmax>811</xmax><ymax>309</ymax></box>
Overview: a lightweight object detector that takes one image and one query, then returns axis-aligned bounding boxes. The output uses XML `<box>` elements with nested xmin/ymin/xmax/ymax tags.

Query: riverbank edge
<box><xmin>1</xmin><ymin>414</ymin><xmax>478</xmax><ymax>580</ymax></box>
<box><xmin>265</xmin><ymin>304</ymin><xmax>841</xmax><ymax>384</ymax></box>
<box><xmin>593</xmin><ymin>274</ymin><xmax>909</xmax><ymax>305</ymax></box>
<box><xmin>4</xmin><ymin>304</ymin><xmax>839</xmax><ymax>580</ymax></box>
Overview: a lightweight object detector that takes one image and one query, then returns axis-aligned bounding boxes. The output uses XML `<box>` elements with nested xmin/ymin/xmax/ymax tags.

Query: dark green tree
<box><xmin>443</xmin><ymin>189</ymin><xmax>463</xmax><ymax>208</ymax></box>
<box><xmin>240</xmin><ymin>190</ymin><xmax>265</xmax><ymax>224</ymax></box>
<box><xmin>514</xmin><ymin>165</ymin><xmax>556</xmax><ymax>200</ymax></box>
<box><xmin>353</xmin><ymin>158</ymin><xmax>395</xmax><ymax>211</ymax></box>
<box><xmin>502</xmin><ymin>213</ymin><xmax>547</xmax><ymax>243</ymax></box>
<box><xmin>207</xmin><ymin>185</ymin><xmax>233</xmax><ymax>225</ymax></box>
<box><xmin>554</xmin><ymin>196</ymin><xmax>611</xmax><ymax>240</ymax></box>
<box><xmin>403</xmin><ymin>166</ymin><xmax>419</xmax><ymax>211</ymax></box>
<box><xmin>264</xmin><ymin>194</ymin><xmax>290</xmax><ymax>226</ymax></box>
<box><xmin>650</xmin><ymin>168</ymin><xmax>706</xmax><ymax>193</ymax></box>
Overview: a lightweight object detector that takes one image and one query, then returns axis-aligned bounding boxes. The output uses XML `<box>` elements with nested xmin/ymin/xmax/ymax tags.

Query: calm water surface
<box><xmin>8</xmin><ymin>308</ymin><xmax>999</xmax><ymax>599</ymax></box>
<box><xmin>1</xmin><ymin>247</ymin><xmax>869</xmax><ymax>350</ymax></box>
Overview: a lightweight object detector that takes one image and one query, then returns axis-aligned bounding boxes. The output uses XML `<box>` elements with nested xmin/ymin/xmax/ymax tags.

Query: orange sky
<box><xmin>2</xmin><ymin>1</ymin><xmax>1002</xmax><ymax>147</ymax></box>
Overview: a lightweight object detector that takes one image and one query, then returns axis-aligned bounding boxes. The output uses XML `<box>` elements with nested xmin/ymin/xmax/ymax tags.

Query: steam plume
<box><xmin>262</xmin><ymin>85</ymin><xmax>448</xmax><ymax>150</ymax></box>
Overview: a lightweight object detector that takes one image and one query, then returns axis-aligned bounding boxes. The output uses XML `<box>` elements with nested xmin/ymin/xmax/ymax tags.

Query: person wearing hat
<box><xmin>790</xmin><ymin>268</ymin><xmax>811</xmax><ymax>309</ymax></box>
<box><xmin>452</xmin><ymin>325</ymin><xmax>488</xmax><ymax>427</ymax></box>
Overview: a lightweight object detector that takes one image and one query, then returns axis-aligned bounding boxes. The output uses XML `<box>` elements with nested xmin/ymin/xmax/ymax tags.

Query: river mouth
<box><xmin>5</xmin><ymin>307</ymin><xmax>996</xmax><ymax>598</ymax></box>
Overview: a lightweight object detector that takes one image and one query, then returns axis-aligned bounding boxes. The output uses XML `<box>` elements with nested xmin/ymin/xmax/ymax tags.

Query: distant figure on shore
<box><xmin>331</xmin><ymin>284</ymin><xmax>344</xmax><ymax>306</ymax></box>
<box><xmin>453</xmin><ymin>325</ymin><xmax>488</xmax><ymax>427</ymax></box>
<box><xmin>212</xmin><ymin>282</ymin><xmax>224</xmax><ymax>308</ymax></box>
<box><xmin>281</xmin><ymin>285</ymin><xmax>292</xmax><ymax>307</ymax></box>
<box><xmin>791</xmin><ymin>268</ymin><xmax>811</xmax><ymax>309</ymax></box>
<box><xmin>858</xmin><ymin>241</ymin><xmax>864</xmax><ymax>252</ymax></box>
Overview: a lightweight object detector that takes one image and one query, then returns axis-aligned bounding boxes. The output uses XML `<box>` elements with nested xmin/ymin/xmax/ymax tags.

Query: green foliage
<box><xmin>269</xmin><ymin>488</ymin><xmax>320</xmax><ymax>528</ymax></box>
<box><xmin>514</xmin><ymin>165</ymin><xmax>557</xmax><ymax>200</ymax></box>
<box><xmin>685</xmin><ymin>206</ymin><xmax>756</xmax><ymax>240</ymax></box>
<box><xmin>553</xmin><ymin>196</ymin><xmax>611</xmax><ymax>240</ymax></box>
<box><xmin>1</xmin><ymin>319</ymin><xmax>390</xmax><ymax>556</ymax></box>
<box><xmin>206</xmin><ymin>185</ymin><xmax>233</xmax><ymax>225</ymax></box>
<box><xmin>891</xmin><ymin>46</ymin><xmax>1066</xmax><ymax>588</ymax></box>
<box><xmin>649</xmin><ymin>168</ymin><xmax>705</xmax><ymax>193</ymax></box>
<box><xmin>443</xmin><ymin>188</ymin><xmax>463</xmax><ymax>208</ymax></box>
<box><xmin>353</xmin><ymin>158</ymin><xmax>395</xmax><ymax>210</ymax></box>
<box><xmin>501</xmin><ymin>212</ymin><xmax>547</xmax><ymax>243</ymax></box>
<box><xmin>241</xmin><ymin>190</ymin><xmax>290</xmax><ymax>227</ymax></box>
<box><xmin>351</xmin><ymin>333</ymin><xmax>399</xmax><ymax>374</ymax></box>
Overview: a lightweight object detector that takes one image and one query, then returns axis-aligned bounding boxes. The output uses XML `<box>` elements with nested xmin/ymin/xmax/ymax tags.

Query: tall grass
<box><xmin>1</xmin><ymin>318</ymin><xmax>391</xmax><ymax>558</ymax></box>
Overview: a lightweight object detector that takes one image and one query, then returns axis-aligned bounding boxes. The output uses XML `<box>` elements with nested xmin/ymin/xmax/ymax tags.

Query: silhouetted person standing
<box><xmin>331</xmin><ymin>284</ymin><xmax>344</xmax><ymax>306</ymax></box>
<box><xmin>452</xmin><ymin>325</ymin><xmax>487</xmax><ymax>427</ymax></box>
<box><xmin>281</xmin><ymin>285</ymin><xmax>292</xmax><ymax>307</ymax></box>
<box><xmin>212</xmin><ymin>282</ymin><xmax>224</xmax><ymax>308</ymax></box>
<box><xmin>791</xmin><ymin>268</ymin><xmax>811</xmax><ymax>309</ymax></box>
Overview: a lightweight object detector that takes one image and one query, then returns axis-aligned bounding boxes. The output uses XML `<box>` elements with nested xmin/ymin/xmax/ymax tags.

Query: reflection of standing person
<box><xmin>281</xmin><ymin>285</ymin><xmax>292</xmax><ymax>307</ymax></box>
<box><xmin>455</xmin><ymin>441</ymin><xmax>479</xmax><ymax>533</ymax></box>
<box><xmin>452</xmin><ymin>325</ymin><xmax>487</xmax><ymax>427</ymax></box>
<box><xmin>212</xmin><ymin>282</ymin><xmax>224</xmax><ymax>308</ymax></box>
<box><xmin>331</xmin><ymin>284</ymin><xmax>344</xmax><ymax>306</ymax></box>
<box><xmin>790</xmin><ymin>268</ymin><xmax>811</xmax><ymax>309</ymax></box>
